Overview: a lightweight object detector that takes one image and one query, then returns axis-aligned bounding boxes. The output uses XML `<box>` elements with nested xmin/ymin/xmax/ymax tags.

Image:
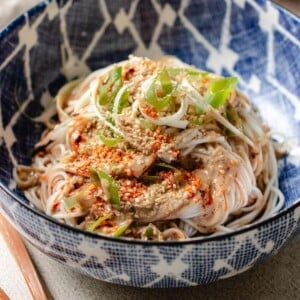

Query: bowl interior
<box><xmin>0</xmin><ymin>0</ymin><xmax>300</xmax><ymax>216</ymax></box>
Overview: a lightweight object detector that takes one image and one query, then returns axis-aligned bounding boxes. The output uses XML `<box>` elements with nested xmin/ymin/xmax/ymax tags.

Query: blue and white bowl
<box><xmin>0</xmin><ymin>0</ymin><xmax>300</xmax><ymax>288</ymax></box>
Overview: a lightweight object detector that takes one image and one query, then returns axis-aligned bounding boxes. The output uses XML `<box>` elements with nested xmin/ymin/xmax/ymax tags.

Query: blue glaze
<box><xmin>0</xmin><ymin>0</ymin><xmax>299</xmax><ymax>287</ymax></box>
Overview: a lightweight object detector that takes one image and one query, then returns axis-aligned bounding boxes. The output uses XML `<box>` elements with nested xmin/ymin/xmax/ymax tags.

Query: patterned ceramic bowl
<box><xmin>0</xmin><ymin>0</ymin><xmax>299</xmax><ymax>288</ymax></box>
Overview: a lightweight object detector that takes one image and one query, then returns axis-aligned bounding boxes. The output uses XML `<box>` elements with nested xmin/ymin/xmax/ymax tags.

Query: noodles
<box><xmin>15</xmin><ymin>56</ymin><xmax>285</xmax><ymax>241</ymax></box>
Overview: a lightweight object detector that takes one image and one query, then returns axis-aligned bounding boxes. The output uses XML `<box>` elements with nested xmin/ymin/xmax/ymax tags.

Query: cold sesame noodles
<box><xmin>15</xmin><ymin>56</ymin><xmax>285</xmax><ymax>241</ymax></box>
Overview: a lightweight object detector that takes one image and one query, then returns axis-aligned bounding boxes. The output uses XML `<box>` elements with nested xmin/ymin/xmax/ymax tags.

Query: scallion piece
<box><xmin>90</xmin><ymin>169</ymin><xmax>120</xmax><ymax>207</ymax></box>
<box><xmin>90</xmin><ymin>169</ymin><xmax>101</xmax><ymax>186</ymax></box>
<box><xmin>145</xmin><ymin>68</ymin><xmax>175</xmax><ymax>112</ymax></box>
<box><xmin>63</xmin><ymin>196</ymin><xmax>79</xmax><ymax>210</ymax></box>
<box><xmin>111</xmin><ymin>85</ymin><xmax>129</xmax><ymax>114</ymax></box>
<box><xmin>225</xmin><ymin>103</ymin><xmax>243</xmax><ymax>135</ymax></box>
<box><xmin>155</xmin><ymin>162</ymin><xmax>177</xmax><ymax>170</ymax></box>
<box><xmin>187</xmin><ymin>69</ymin><xmax>208</xmax><ymax>76</ymax></box>
<box><xmin>167</xmin><ymin>67</ymin><xmax>208</xmax><ymax>77</ymax></box>
<box><xmin>112</xmin><ymin>221</ymin><xmax>132</xmax><ymax>237</ymax></box>
<box><xmin>106</xmin><ymin>117</ymin><xmax>116</xmax><ymax>125</ymax></box>
<box><xmin>140</xmin><ymin>175</ymin><xmax>162</xmax><ymax>182</ymax></box>
<box><xmin>146</xmin><ymin>81</ymin><xmax>171</xmax><ymax>111</ymax></box>
<box><xmin>204</xmin><ymin>77</ymin><xmax>237</xmax><ymax>108</ymax></box>
<box><xmin>159</xmin><ymin>68</ymin><xmax>173</xmax><ymax>94</ymax></box>
<box><xmin>117</xmin><ymin>89</ymin><xmax>129</xmax><ymax>113</ymax></box>
<box><xmin>99</xmin><ymin>67</ymin><xmax>123</xmax><ymax>106</ymax></box>
<box><xmin>141</xmin><ymin>224</ymin><xmax>163</xmax><ymax>240</ymax></box>
<box><xmin>87</xmin><ymin>215</ymin><xmax>111</xmax><ymax>232</ymax></box>
<box><xmin>99</xmin><ymin>133</ymin><xmax>122</xmax><ymax>147</ymax></box>
<box><xmin>138</xmin><ymin>118</ymin><xmax>156</xmax><ymax>130</ymax></box>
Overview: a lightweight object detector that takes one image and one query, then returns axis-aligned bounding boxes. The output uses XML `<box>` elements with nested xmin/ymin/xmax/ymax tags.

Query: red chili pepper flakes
<box><xmin>103</xmin><ymin>220</ymin><xmax>116</xmax><ymax>227</ymax></box>
<box><xmin>125</xmin><ymin>169</ymin><xmax>134</xmax><ymax>177</ymax></box>
<box><xmin>123</xmin><ymin>67</ymin><xmax>135</xmax><ymax>81</ymax></box>
<box><xmin>159</xmin><ymin>171</ymin><xmax>178</xmax><ymax>190</ymax></box>
<box><xmin>74</xmin><ymin>134</ymin><xmax>82</xmax><ymax>145</ymax></box>
<box><xmin>141</xmin><ymin>103</ymin><xmax>159</xmax><ymax>119</ymax></box>
<box><xmin>182</xmin><ymin>172</ymin><xmax>202</xmax><ymax>199</ymax></box>
<box><xmin>41</xmin><ymin>173</ymin><xmax>48</xmax><ymax>181</ymax></box>
<box><xmin>93</xmin><ymin>145</ymin><xmax>130</xmax><ymax>163</ymax></box>
<box><xmin>199</xmin><ymin>189</ymin><xmax>214</xmax><ymax>206</ymax></box>
<box><xmin>152</xmin><ymin>142</ymin><xmax>161</xmax><ymax>151</ymax></box>
<box><xmin>52</xmin><ymin>202</ymin><xmax>59</xmax><ymax>213</ymax></box>
<box><xmin>72</xmin><ymin>133</ymin><xmax>86</xmax><ymax>152</ymax></box>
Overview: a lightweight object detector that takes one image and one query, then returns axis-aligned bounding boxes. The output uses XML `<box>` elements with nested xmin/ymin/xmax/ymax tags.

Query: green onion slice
<box><xmin>187</xmin><ymin>69</ymin><xmax>208</xmax><ymax>76</ymax></box>
<box><xmin>167</xmin><ymin>68</ymin><xmax>208</xmax><ymax>77</ymax></box>
<box><xmin>63</xmin><ymin>196</ymin><xmax>80</xmax><ymax>210</ymax></box>
<box><xmin>87</xmin><ymin>215</ymin><xmax>111</xmax><ymax>232</ymax></box>
<box><xmin>159</xmin><ymin>68</ymin><xmax>173</xmax><ymax>94</ymax></box>
<box><xmin>112</xmin><ymin>86</ymin><xmax>129</xmax><ymax>114</ymax></box>
<box><xmin>117</xmin><ymin>88</ymin><xmax>129</xmax><ymax>113</ymax></box>
<box><xmin>90</xmin><ymin>169</ymin><xmax>101</xmax><ymax>186</ymax></box>
<box><xmin>140</xmin><ymin>175</ymin><xmax>162</xmax><ymax>182</ymax></box>
<box><xmin>90</xmin><ymin>169</ymin><xmax>120</xmax><ymax>207</ymax></box>
<box><xmin>112</xmin><ymin>221</ymin><xmax>132</xmax><ymax>237</ymax></box>
<box><xmin>138</xmin><ymin>118</ymin><xmax>156</xmax><ymax>130</ymax></box>
<box><xmin>204</xmin><ymin>77</ymin><xmax>238</xmax><ymax>108</ymax></box>
<box><xmin>99</xmin><ymin>67</ymin><xmax>123</xmax><ymax>106</ymax></box>
<box><xmin>225</xmin><ymin>103</ymin><xmax>243</xmax><ymax>135</ymax></box>
<box><xmin>141</xmin><ymin>224</ymin><xmax>163</xmax><ymax>240</ymax></box>
<box><xmin>99</xmin><ymin>133</ymin><xmax>122</xmax><ymax>147</ymax></box>
<box><xmin>145</xmin><ymin>68</ymin><xmax>175</xmax><ymax>112</ymax></box>
<box><xmin>155</xmin><ymin>162</ymin><xmax>177</xmax><ymax>170</ymax></box>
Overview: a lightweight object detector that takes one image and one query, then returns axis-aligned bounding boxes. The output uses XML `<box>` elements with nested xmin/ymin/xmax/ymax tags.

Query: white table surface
<box><xmin>1</xmin><ymin>1</ymin><xmax>299</xmax><ymax>299</ymax></box>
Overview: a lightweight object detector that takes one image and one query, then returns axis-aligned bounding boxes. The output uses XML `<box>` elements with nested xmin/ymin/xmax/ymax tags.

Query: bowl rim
<box><xmin>0</xmin><ymin>0</ymin><xmax>300</xmax><ymax>246</ymax></box>
<box><xmin>0</xmin><ymin>1</ymin><xmax>47</xmax><ymax>40</ymax></box>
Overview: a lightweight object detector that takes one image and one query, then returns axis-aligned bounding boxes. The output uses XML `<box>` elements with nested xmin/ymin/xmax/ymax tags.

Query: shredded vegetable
<box><xmin>205</xmin><ymin>77</ymin><xmax>237</xmax><ymax>108</ymax></box>
<box><xmin>145</xmin><ymin>68</ymin><xmax>175</xmax><ymax>111</ymax></box>
<box><xmin>87</xmin><ymin>215</ymin><xmax>111</xmax><ymax>232</ymax></box>
<box><xmin>112</xmin><ymin>86</ymin><xmax>129</xmax><ymax>114</ymax></box>
<box><xmin>99</xmin><ymin>67</ymin><xmax>123</xmax><ymax>106</ymax></box>
<box><xmin>90</xmin><ymin>169</ymin><xmax>120</xmax><ymax>207</ymax></box>
<box><xmin>63</xmin><ymin>196</ymin><xmax>79</xmax><ymax>210</ymax></box>
<box><xmin>99</xmin><ymin>133</ymin><xmax>122</xmax><ymax>147</ymax></box>
<box><xmin>112</xmin><ymin>221</ymin><xmax>132</xmax><ymax>237</ymax></box>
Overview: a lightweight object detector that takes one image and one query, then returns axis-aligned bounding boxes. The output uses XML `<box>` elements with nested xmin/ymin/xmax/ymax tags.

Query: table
<box><xmin>1</xmin><ymin>1</ymin><xmax>300</xmax><ymax>299</ymax></box>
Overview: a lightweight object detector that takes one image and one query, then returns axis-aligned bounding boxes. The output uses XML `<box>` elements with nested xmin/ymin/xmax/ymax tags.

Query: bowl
<box><xmin>0</xmin><ymin>0</ymin><xmax>300</xmax><ymax>288</ymax></box>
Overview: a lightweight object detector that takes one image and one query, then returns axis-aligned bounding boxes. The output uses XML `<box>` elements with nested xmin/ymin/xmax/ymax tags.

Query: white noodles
<box><xmin>14</xmin><ymin>56</ymin><xmax>285</xmax><ymax>241</ymax></box>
